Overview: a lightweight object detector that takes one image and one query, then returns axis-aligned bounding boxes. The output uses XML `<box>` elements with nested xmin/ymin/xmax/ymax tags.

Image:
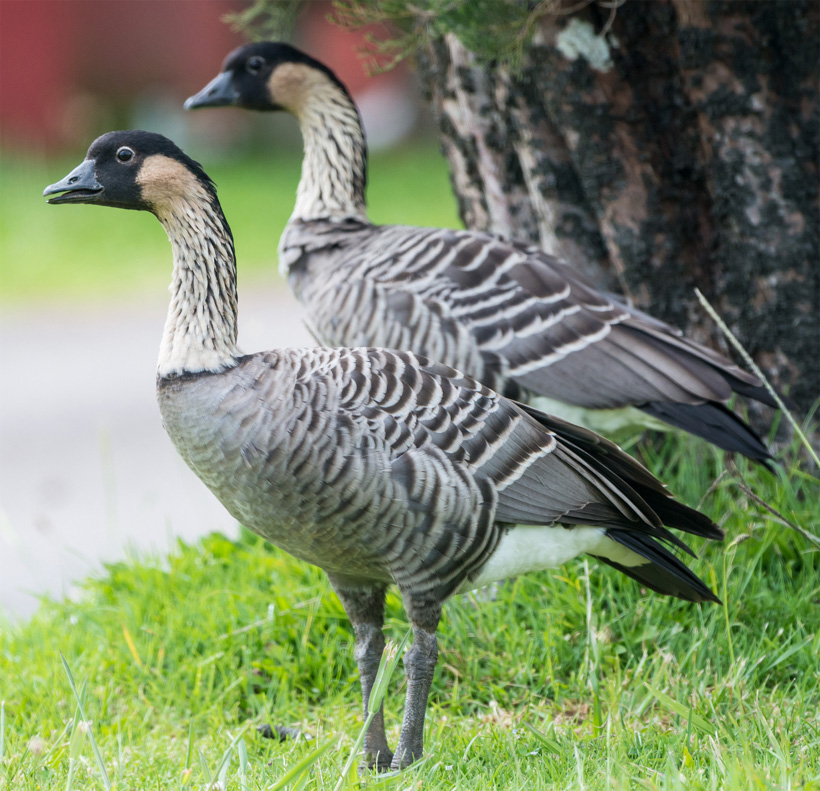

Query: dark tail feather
<box><xmin>595</xmin><ymin>531</ymin><xmax>721</xmax><ymax>604</ymax></box>
<box><xmin>639</xmin><ymin>401</ymin><xmax>774</xmax><ymax>469</ymax></box>
<box><xmin>729</xmin><ymin>378</ymin><xmax>793</xmax><ymax>410</ymax></box>
<box><xmin>633</xmin><ymin>487</ymin><xmax>724</xmax><ymax>541</ymax></box>
<box><xmin>629</xmin><ymin>319</ymin><xmax>790</xmax><ymax>412</ymax></box>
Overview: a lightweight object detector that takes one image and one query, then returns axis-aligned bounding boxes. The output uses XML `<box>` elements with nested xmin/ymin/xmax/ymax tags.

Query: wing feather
<box><xmin>283</xmin><ymin>220</ymin><xmax>777</xmax><ymax>462</ymax></box>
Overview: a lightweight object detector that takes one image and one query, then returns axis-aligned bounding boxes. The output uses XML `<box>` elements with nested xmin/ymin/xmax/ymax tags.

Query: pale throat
<box><xmin>156</xmin><ymin>199</ymin><xmax>240</xmax><ymax>378</ymax></box>
<box><xmin>291</xmin><ymin>90</ymin><xmax>368</xmax><ymax>223</ymax></box>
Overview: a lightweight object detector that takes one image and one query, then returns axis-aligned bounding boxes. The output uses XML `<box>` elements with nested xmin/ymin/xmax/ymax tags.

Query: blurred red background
<box><xmin>0</xmin><ymin>0</ymin><xmax>413</xmax><ymax>152</ymax></box>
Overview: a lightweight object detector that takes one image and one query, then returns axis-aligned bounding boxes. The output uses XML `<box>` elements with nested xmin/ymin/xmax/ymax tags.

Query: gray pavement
<box><xmin>0</xmin><ymin>282</ymin><xmax>314</xmax><ymax>618</ymax></box>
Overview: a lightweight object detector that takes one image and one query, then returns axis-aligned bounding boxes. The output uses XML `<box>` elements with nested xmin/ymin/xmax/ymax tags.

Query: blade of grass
<box><xmin>267</xmin><ymin>740</ymin><xmax>335</xmax><ymax>791</ymax></box>
<box><xmin>185</xmin><ymin>719</ymin><xmax>194</xmax><ymax>771</ymax></box>
<box><xmin>210</xmin><ymin>725</ymin><xmax>250</xmax><ymax>786</ymax></box>
<box><xmin>216</xmin><ymin>747</ymin><xmax>231</xmax><ymax>786</ymax></box>
<box><xmin>644</xmin><ymin>682</ymin><xmax>716</xmax><ymax>737</ymax></box>
<box><xmin>238</xmin><ymin>738</ymin><xmax>249</xmax><ymax>791</ymax></box>
<box><xmin>198</xmin><ymin>748</ymin><xmax>213</xmax><ymax>786</ymax></box>
<box><xmin>121</xmin><ymin>623</ymin><xmax>143</xmax><ymax>669</ymax></box>
<box><xmin>522</xmin><ymin>721</ymin><xmax>563</xmax><ymax>754</ymax></box>
<box><xmin>291</xmin><ymin>770</ymin><xmax>312</xmax><ymax>791</ymax></box>
<box><xmin>38</xmin><ymin>711</ymin><xmax>78</xmax><ymax>767</ymax></box>
<box><xmin>726</xmin><ymin>459</ymin><xmax>820</xmax><ymax>548</ymax></box>
<box><xmin>65</xmin><ymin>703</ymin><xmax>82</xmax><ymax>791</ymax></box>
<box><xmin>333</xmin><ymin>630</ymin><xmax>411</xmax><ymax>791</ymax></box>
<box><xmin>178</xmin><ymin>720</ymin><xmax>195</xmax><ymax>790</ymax></box>
<box><xmin>762</xmin><ymin>636</ymin><xmax>814</xmax><ymax>674</ymax></box>
<box><xmin>59</xmin><ymin>653</ymin><xmax>112</xmax><ymax>790</ymax></box>
<box><xmin>694</xmin><ymin>287</ymin><xmax>819</xmax><ymax>468</ymax></box>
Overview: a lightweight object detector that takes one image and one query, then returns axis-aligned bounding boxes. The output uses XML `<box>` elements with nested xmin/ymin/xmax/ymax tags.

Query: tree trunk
<box><xmin>414</xmin><ymin>0</ymin><xmax>819</xmax><ymax>415</ymax></box>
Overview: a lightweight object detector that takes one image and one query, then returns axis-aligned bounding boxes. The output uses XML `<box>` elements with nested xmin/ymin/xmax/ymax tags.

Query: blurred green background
<box><xmin>0</xmin><ymin>0</ymin><xmax>463</xmax><ymax>620</ymax></box>
<box><xmin>0</xmin><ymin>143</ymin><xmax>461</xmax><ymax>303</ymax></box>
<box><xmin>0</xmin><ymin>0</ymin><xmax>461</xmax><ymax>306</ymax></box>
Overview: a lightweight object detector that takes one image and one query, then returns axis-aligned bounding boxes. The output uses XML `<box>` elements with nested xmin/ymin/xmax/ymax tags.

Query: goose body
<box><xmin>45</xmin><ymin>130</ymin><xmax>722</xmax><ymax>771</ymax></box>
<box><xmin>186</xmin><ymin>41</ymin><xmax>779</xmax><ymax>465</ymax></box>
<box><xmin>158</xmin><ymin>346</ymin><xmax>715</xmax><ymax>599</ymax></box>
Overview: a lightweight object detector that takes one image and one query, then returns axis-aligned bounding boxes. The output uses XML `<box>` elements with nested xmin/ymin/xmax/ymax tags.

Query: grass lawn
<box><xmin>1</xmin><ymin>435</ymin><xmax>818</xmax><ymax>790</ymax></box>
<box><xmin>0</xmin><ymin>141</ymin><xmax>462</xmax><ymax>303</ymax></box>
<box><xmin>2</xmin><ymin>140</ymin><xmax>818</xmax><ymax>788</ymax></box>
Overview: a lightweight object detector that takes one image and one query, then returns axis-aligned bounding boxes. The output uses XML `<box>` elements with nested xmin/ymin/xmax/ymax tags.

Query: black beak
<box><xmin>184</xmin><ymin>71</ymin><xmax>239</xmax><ymax>110</ymax></box>
<box><xmin>43</xmin><ymin>159</ymin><xmax>103</xmax><ymax>204</ymax></box>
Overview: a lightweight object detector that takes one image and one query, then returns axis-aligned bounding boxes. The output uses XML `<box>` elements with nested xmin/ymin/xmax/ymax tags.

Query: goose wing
<box><xmin>419</xmin><ymin>228</ymin><xmax>767</xmax><ymax>407</ymax></box>
<box><xmin>285</xmin><ymin>221</ymin><xmax>774</xmax><ymax>462</ymax></box>
<box><xmin>291</xmin><ymin>221</ymin><xmax>767</xmax><ymax>409</ymax></box>
<box><xmin>322</xmin><ymin>349</ymin><xmax>721</xmax><ymax>601</ymax></box>
<box><xmin>161</xmin><ymin>346</ymin><xmax>721</xmax><ymax>603</ymax></box>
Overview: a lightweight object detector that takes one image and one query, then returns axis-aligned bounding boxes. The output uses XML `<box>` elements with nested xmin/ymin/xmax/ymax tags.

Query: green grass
<box><xmin>1</xmin><ymin>436</ymin><xmax>818</xmax><ymax>790</ymax></box>
<box><xmin>2</xmin><ymin>139</ymin><xmax>819</xmax><ymax>787</ymax></box>
<box><xmin>0</xmin><ymin>141</ymin><xmax>461</xmax><ymax>302</ymax></box>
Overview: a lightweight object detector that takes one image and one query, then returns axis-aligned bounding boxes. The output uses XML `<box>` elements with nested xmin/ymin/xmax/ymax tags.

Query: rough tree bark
<box><xmin>414</xmin><ymin>1</ymin><xmax>818</xmax><ymax>416</ymax></box>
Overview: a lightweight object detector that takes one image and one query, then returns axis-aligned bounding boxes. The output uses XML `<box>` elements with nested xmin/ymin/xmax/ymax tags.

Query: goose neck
<box><xmin>156</xmin><ymin>196</ymin><xmax>240</xmax><ymax>378</ymax></box>
<box><xmin>292</xmin><ymin>87</ymin><xmax>368</xmax><ymax>222</ymax></box>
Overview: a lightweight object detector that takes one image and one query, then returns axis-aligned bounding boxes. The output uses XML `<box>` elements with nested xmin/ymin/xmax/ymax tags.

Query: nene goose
<box><xmin>44</xmin><ymin>130</ymin><xmax>722</xmax><ymax>771</ymax></box>
<box><xmin>185</xmin><ymin>41</ymin><xmax>780</xmax><ymax>466</ymax></box>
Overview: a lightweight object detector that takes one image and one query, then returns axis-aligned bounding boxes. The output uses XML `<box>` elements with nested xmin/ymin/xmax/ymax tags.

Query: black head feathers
<box><xmin>45</xmin><ymin>130</ymin><xmax>221</xmax><ymax>214</ymax></box>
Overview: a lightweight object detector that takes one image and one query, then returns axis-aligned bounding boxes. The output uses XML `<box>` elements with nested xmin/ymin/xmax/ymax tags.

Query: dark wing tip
<box><xmin>639</xmin><ymin>401</ymin><xmax>775</xmax><ymax>469</ymax></box>
<box><xmin>518</xmin><ymin>401</ymin><xmax>724</xmax><ymax>540</ymax></box>
<box><xmin>598</xmin><ymin>531</ymin><xmax>722</xmax><ymax>604</ymax></box>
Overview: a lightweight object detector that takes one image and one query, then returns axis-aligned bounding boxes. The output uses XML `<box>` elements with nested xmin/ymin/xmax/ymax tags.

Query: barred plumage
<box><xmin>45</xmin><ymin>130</ymin><xmax>722</xmax><ymax>771</ymax></box>
<box><xmin>186</xmin><ymin>41</ymin><xmax>780</xmax><ymax>466</ymax></box>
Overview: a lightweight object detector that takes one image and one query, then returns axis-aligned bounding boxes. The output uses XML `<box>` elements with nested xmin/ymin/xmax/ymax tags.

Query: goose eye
<box><xmin>247</xmin><ymin>56</ymin><xmax>264</xmax><ymax>73</ymax></box>
<box><xmin>116</xmin><ymin>146</ymin><xmax>134</xmax><ymax>163</ymax></box>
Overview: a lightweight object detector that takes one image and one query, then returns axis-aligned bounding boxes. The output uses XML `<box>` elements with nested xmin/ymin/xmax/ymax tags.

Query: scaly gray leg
<box><xmin>327</xmin><ymin>578</ymin><xmax>393</xmax><ymax>771</ymax></box>
<box><xmin>391</xmin><ymin>599</ymin><xmax>441</xmax><ymax>770</ymax></box>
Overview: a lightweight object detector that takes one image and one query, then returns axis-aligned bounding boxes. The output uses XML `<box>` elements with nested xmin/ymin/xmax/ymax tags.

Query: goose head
<box><xmin>43</xmin><ymin>130</ymin><xmax>217</xmax><ymax>218</ymax></box>
<box><xmin>184</xmin><ymin>41</ymin><xmax>351</xmax><ymax>117</ymax></box>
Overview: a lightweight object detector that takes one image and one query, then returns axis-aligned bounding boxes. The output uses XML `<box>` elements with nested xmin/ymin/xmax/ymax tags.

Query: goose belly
<box><xmin>459</xmin><ymin>524</ymin><xmax>647</xmax><ymax>593</ymax></box>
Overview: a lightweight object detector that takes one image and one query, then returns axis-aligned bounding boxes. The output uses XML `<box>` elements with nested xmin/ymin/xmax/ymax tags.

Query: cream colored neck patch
<box><xmin>140</xmin><ymin>161</ymin><xmax>241</xmax><ymax>378</ymax></box>
<box><xmin>137</xmin><ymin>155</ymin><xmax>210</xmax><ymax>220</ymax></box>
<box><xmin>268</xmin><ymin>62</ymin><xmax>327</xmax><ymax>116</ymax></box>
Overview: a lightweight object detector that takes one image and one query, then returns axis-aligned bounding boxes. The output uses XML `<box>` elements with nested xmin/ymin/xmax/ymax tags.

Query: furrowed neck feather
<box><xmin>291</xmin><ymin>79</ymin><xmax>368</xmax><ymax>222</ymax></box>
<box><xmin>156</xmin><ymin>191</ymin><xmax>240</xmax><ymax>378</ymax></box>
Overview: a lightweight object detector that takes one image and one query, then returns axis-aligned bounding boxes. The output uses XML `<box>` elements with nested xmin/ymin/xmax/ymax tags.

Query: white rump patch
<box><xmin>459</xmin><ymin>525</ymin><xmax>647</xmax><ymax>593</ymax></box>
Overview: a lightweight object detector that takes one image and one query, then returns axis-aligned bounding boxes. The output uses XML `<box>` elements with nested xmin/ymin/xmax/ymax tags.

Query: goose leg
<box><xmin>391</xmin><ymin>599</ymin><xmax>441</xmax><ymax>770</ymax></box>
<box><xmin>328</xmin><ymin>579</ymin><xmax>393</xmax><ymax>771</ymax></box>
